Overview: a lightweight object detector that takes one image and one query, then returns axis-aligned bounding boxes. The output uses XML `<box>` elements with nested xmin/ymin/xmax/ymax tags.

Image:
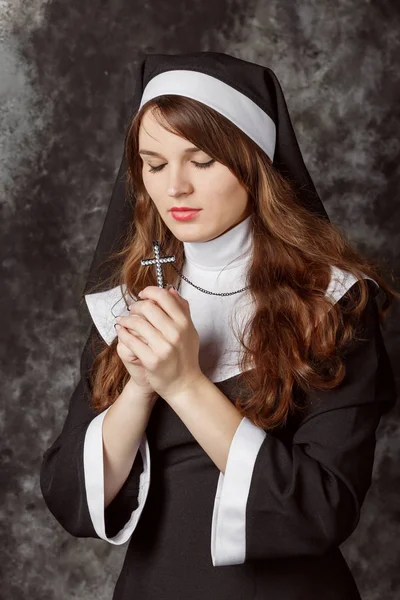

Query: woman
<box><xmin>40</xmin><ymin>52</ymin><xmax>398</xmax><ymax>599</ymax></box>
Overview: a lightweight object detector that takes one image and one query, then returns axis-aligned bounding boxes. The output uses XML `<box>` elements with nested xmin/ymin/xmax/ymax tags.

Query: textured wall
<box><xmin>1</xmin><ymin>0</ymin><xmax>399</xmax><ymax>598</ymax></box>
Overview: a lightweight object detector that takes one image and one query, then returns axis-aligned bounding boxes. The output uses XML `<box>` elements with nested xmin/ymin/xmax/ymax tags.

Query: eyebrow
<box><xmin>138</xmin><ymin>146</ymin><xmax>203</xmax><ymax>158</ymax></box>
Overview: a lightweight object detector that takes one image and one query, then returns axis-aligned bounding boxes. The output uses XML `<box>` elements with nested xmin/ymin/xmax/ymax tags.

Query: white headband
<box><xmin>139</xmin><ymin>69</ymin><xmax>276</xmax><ymax>162</ymax></box>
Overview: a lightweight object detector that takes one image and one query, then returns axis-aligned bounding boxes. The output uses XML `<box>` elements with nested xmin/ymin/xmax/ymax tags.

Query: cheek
<box><xmin>203</xmin><ymin>167</ymin><xmax>244</xmax><ymax>199</ymax></box>
<box><xmin>142</xmin><ymin>172</ymin><xmax>161</xmax><ymax>197</ymax></box>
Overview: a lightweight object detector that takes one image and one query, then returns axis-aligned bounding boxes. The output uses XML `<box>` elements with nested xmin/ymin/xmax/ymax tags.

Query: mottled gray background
<box><xmin>1</xmin><ymin>0</ymin><xmax>399</xmax><ymax>598</ymax></box>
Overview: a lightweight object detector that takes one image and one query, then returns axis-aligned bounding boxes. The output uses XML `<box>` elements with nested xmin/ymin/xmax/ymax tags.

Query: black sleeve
<box><xmin>245</xmin><ymin>280</ymin><xmax>397</xmax><ymax>560</ymax></box>
<box><xmin>39</xmin><ymin>324</ymin><xmax>146</xmax><ymax>540</ymax></box>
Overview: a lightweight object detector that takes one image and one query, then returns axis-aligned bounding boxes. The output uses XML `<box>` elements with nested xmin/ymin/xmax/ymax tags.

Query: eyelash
<box><xmin>148</xmin><ymin>159</ymin><xmax>215</xmax><ymax>173</ymax></box>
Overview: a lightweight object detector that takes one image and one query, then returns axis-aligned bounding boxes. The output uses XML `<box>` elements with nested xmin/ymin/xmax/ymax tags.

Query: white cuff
<box><xmin>83</xmin><ymin>406</ymin><xmax>150</xmax><ymax>544</ymax></box>
<box><xmin>211</xmin><ymin>416</ymin><xmax>266</xmax><ymax>566</ymax></box>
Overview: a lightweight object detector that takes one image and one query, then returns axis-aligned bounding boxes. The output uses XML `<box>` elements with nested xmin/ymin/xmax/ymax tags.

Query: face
<box><xmin>138</xmin><ymin>109</ymin><xmax>252</xmax><ymax>242</ymax></box>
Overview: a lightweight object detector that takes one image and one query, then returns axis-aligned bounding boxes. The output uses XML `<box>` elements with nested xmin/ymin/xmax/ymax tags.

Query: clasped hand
<box><xmin>115</xmin><ymin>286</ymin><xmax>204</xmax><ymax>402</ymax></box>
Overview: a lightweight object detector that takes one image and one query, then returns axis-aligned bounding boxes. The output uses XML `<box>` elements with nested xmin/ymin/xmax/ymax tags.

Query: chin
<box><xmin>173</xmin><ymin>232</ymin><xmax>204</xmax><ymax>243</ymax></box>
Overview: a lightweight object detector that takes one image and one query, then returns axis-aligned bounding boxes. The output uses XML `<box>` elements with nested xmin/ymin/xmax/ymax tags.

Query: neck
<box><xmin>182</xmin><ymin>214</ymin><xmax>253</xmax><ymax>271</ymax></box>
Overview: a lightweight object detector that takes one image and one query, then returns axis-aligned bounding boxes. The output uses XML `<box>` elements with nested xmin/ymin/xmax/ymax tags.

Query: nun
<box><xmin>40</xmin><ymin>51</ymin><xmax>398</xmax><ymax>600</ymax></box>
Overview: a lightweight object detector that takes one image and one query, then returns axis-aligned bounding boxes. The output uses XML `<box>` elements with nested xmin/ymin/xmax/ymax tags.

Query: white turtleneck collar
<box><xmin>182</xmin><ymin>214</ymin><xmax>253</xmax><ymax>271</ymax></box>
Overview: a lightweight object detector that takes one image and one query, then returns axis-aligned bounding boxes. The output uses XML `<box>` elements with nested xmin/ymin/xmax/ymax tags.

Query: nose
<box><xmin>167</xmin><ymin>168</ymin><xmax>193</xmax><ymax>196</ymax></box>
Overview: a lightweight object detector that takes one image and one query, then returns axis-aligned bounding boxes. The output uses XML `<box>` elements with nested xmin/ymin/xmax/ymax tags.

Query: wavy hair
<box><xmin>85</xmin><ymin>95</ymin><xmax>399</xmax><ymax>430</ymax></box>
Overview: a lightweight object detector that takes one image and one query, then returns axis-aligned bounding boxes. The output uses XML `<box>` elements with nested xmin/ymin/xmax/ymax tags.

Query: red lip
<box><xmin>171</xmin><ymin>209</ymin><xmax>202</xmax><ymax>221</ymax></box>
<box><xmin>169</xmin><ymin>207</ymin><xmax>201</xmax><ymax>211</ymax></box>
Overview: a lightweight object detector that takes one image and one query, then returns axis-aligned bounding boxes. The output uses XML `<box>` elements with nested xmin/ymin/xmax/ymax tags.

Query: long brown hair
<box><xmin>86</xmin><ymin>95</ymin><xmax>399</xmax><ymax>430</ymax></box>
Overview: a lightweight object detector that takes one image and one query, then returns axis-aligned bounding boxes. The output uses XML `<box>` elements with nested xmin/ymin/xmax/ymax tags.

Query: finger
<box><xmin>115</xmin><ymin>324</ymin><xmax>154</xmax><ymax>365</ymax></box>
<box><xmin>120</xmin><ymin>346</ymin><xmax>140</xmax><ymax>363</ymax></box>
<box><xmin>168</xmin><ymin>288</ymin><xmax>191</xmax><ymax>318</ymax></box>
<box><xmin>122</xmin><ymin>315</ymin><xmax>149</xmax><ymax>340</ymax></box>
<box><xmin>118</xmin><ymin>315</ymin><xmax>171</xmax><ymax>357</ymax></box>
<box><xmin>138</xmin><ymin>286</ymin><xmax>188</xmax><ymax>324</ymax></box>
<box><xmin>120</xmin><ymin>342</ymin><xmax>139</xmax><ymax>362</ymax></box>
<box><xmin>124</xmin><ymin>298</ymin><xmax>185</xmax><ymax>346</ymax></box>
<box><xmin>128</xmin><ymin>353</ymin><xmax>141</xmax><ymax>363</ymax></box>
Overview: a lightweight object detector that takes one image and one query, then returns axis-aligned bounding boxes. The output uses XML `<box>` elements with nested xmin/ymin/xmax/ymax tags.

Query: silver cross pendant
<box><xmin>140</xmin><ymin>240</ymin><xmax>176</xmax><ymax>289</ymax></box>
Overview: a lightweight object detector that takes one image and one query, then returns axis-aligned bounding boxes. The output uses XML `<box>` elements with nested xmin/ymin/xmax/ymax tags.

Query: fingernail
<box><xmin>116</xmin><ymin>316</ymin><xmax>122</xmax><ymax>322</ymax></box>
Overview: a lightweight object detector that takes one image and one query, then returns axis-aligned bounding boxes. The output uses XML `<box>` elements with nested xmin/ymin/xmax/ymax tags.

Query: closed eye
<box><xmin>147</xmin><ymin>159</ymin><xmax>215</xmax><ymax>174</ymax></box>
